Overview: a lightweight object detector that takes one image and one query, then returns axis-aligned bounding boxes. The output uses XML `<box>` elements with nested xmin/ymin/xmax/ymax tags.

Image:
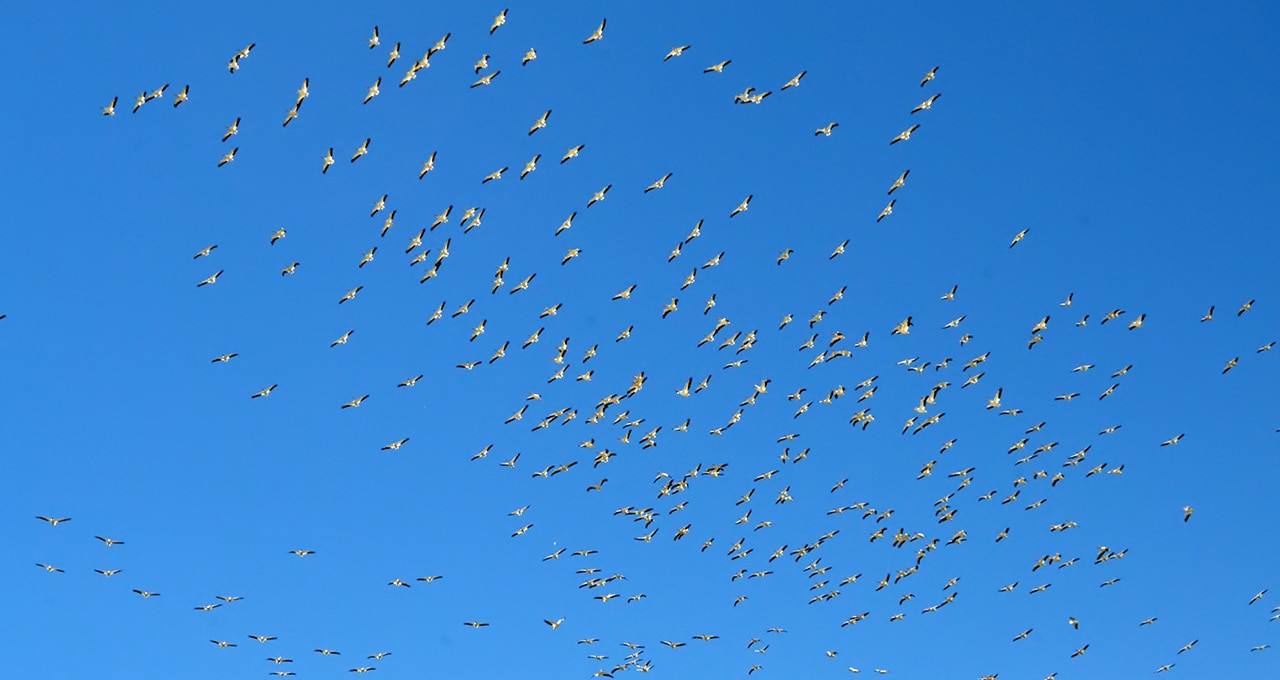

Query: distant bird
<box><xmin>472</xmin><ymin>71</ymin><xmax>500</xmax><ymax>88</ymax></box>
<box><xmin>890</xmin><ymin>125</ymin><xmax>919</xmax><ymax>145</ymax></box>
<box><xmin>102</xmin><ymin>96</ymin><xmax>117</xmax><ymax>115</ymax></box>
<box><xmin>583</xmin><ymin>18</ymin><xmax>607</xmax><ymax>44</ymax></box>
<box><xmin>251</xmin><ymin>384</ymin><xmax>277</xmax><ymax>398</ymax></box>
<box><xmin>529</xmin><ymin>110</ymin><xmax>551</xmax><ymax>135</ymax></box>
<box><xmin>197</xmin><ymin>270</ymin><xmax>224</xmax><ymax>287</ymax></box>
<box><xmin>645</xmin><ymin>173</ymin><xmax>673</xmax><ymax>192</ymax></box>
<box><xmin>490</xmin><ymin>8</ymin><xmax>508</xmax><ymax>34</ymax></box>
<box><xmin>562</xmin><ymin>145</ymin><xmax>585</xmax><ymax>163</ymax></box>
<box><xmin>217</xmin><ymin>148</ymin><xmax>238</xmax><ymax>167</ymax></box>
<box><xmin>911</xmin><ymin>93</ymin><xmax>941</xmax><ymax>113</ymax></box>
<box><xmin>342</xmin><ymin>395</ymin><xmax>369</xmax><ymax>409</ymax></box>
<box><xmin>815</xmin><ymin>122</ymin><xmax>838</xmax><ymax>136</ymax></box>
<box><xmin>363</xmin><ymin>77</ymin><xmax>381</xmax><ymax>104</ymax></box>
<box><xmin>351</xmin><ymin>138</ymin><xmax>371</xmax><ymax>162</ymax></box>
<box><xmin>704</xmin><ymin>60</ymin><xmax>731</xmax><ymax>73</ymax></box>
<box><xmin>877</xmin><ymin>200</ymin><xmax>895</xmax><ymax>222</ymax></box>
<box><xmin>522</xmin><ymin>48</ymin><xmax>537</xmax><ymax>66</ymax></box>
<box><xmin>338</xmin><ymin>286</ymin><xmax>363</xmax><ymax>304</ymax></box>
<box><xmin>331</xmin><ymin>330</ymin><xmax>355</xmax><ymax>347</ymax></box>
<box><xmin>730</xmin><ymin>195</ymin><xmax>752</xmax><ymax>217</ymax></box>
<box><xmin>664</xmin><ymin>45</ymin><xmax>691</xmax><ymax>61</ymax></box>
<box><xmin>921</xmin><ymin>66</ymin><xmax>939</xmax><ymax>86</ymax></box>
<box><xmin>1239</xmin><ymin>299</ymin><xmax>1255</xmax><ymax>316</ymax></box>
<box><xmin>1009</xmin><ymin>229</ymin><xmax>1030</xmax><ymax>248</ymax></box>
<box><xmin>781</xmin><ymin>71</ymin><xmax>807</xmax><ymax>90</ymax></box>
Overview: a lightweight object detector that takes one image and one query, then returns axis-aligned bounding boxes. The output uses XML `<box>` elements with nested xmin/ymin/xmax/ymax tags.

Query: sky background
<box><xmin>3</xmin><ymin>1</ymin><xmax>1279</xmax><ymax>678</ymax></box>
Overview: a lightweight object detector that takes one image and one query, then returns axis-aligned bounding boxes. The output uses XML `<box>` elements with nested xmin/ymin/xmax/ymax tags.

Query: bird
<box><xmin>730</xmin><ymin>195</ymin><xmax>752</xmax><ymax>217</ymax></box>
<box><xmin>921</xmin><ymin>66</ymin><xmax>939</xmax><ymax>86</ymax></box>
<box><xmin>1010</xmin><ymin>229</ymin><xmax>1030</xmax><ymax>248</ymax></box>
<box><xmin>342</xmin><ymin>395</ymin><xmax>369</xmax><ymax>409</ymax></box>
<box><xmin>472</xmin><ymin>71</ymin><xmax>500</xmax><ymax>88</ymax></box>
<box><xmin>911</xmin><ymin>93</ymin><xmax>941</xmax><ymax>113</ymax></box>
<box><xmin>522</xmin><ymin>48</ymin><xmax>537</xmax><ymax>65</ymax></box>
<box><xmin>102</xmin><ymin>96</ymin><xmax>118</xmax><ymax>115</ymax></box>
<box><xmin>197</xmin><ymin>270</ymin><xmax>224</xmax><ymax>287</ymax></box>
<box><xmin>664</xmin><ymin>45</ymin><xmax>691</xmax><ymax>61</ymax></box>
<box><xmin>422</xmin><ymin>151</ymin><xmax>442</xmax><ymax>178</ymax></box>
<box><xmin>816</xmin><ymin>122</ymin><xmax>840</xmax><ymax>136</ymax></box>
<box><xmin>172</xmin><ymin>85</ymin><xmax>189</xmax><ymax>107</ymax></box>
<box><xmin>362</xmin><ymin>77</ymin><xmax>382</xmax><ymax>104</ymax></box>
<box><xmin>588</xmin><ymin>185</ymin><xmax>612</xmax><ymax>208</ymax></box>
<box><xmin>221</xmin><ymin>117</ymin><xmax>240</xmax><ymax>142</ymax></box>
<box><xmin>584</xmin><ymin>18</ymin><xmax>607</xmax><ymax>44</ymax></box>
<box><xmin>1160</xmin><ymin>433</ymin><xmax>1184</xmax><ymax>446</ymax></box>
<box><xmin>645</xmin><ymin>173</ymin><xmax>673</xmax><ymax>192</ymax></box>
<box><xmin>351</xmin><ymin>138</ymin><xmax>371</xmax><ymax>162</ymax></box>
<box><xmin>338</xmin><ymin>286</ymin><xmax>363</xmax><ymax>304</ymax></box>
<box><xmin>1182</xmin><ymin>506</ymin><xmax>1194</xmax><ymax>521</ymax></box>
<box><xmin>890</xmin><ymin>125</ymin><xmax>919</xmax><ymax>145</ymax></box>
<box><xmin>877</xmin><ymin>200</ymin><xmax>895</xmax><ymax>222</ymax></box>
<box><xmin>782</xmin><ymin>71</ymin><xmax>807</xmax><ymax>89</ymax></box>
<box><xmin>217</xmin><ymin>148</ymin><xmax>238</xmax><ymax>167</ymax></box>
<box><xmin>490</xmin><ymin>8</ymin><xmax>508</xmax><ymax>34</ymax></box>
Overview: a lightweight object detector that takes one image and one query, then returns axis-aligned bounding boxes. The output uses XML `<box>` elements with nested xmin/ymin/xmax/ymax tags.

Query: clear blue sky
<box><xmin>4</xmin><ymin>1</ymin><xmax>1278</xmax><ymax>678</ymax></box>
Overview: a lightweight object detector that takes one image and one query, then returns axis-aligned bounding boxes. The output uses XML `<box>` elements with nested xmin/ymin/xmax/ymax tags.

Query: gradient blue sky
<box><xmin>4</xmin><ymin>1</ymin><xmax>1278</xmax><ymax>678</ymax></box>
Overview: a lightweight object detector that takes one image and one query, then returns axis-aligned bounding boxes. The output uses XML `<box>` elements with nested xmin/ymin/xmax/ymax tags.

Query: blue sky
<box><xmin>4</xmin><ymin>1</ymin><xmax>1279</xmax><ymax>678</ymax></box>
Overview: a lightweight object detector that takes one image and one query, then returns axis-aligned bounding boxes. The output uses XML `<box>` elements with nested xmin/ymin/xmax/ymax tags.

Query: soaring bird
<box><xmin>781</xmin><ymin>71</ymin><xmax>807</xmax><ymax>89</ymax></box>
<box><xmin>490</xmin><ymin>8</ymin><xmax>508</xmax><ymax>34</ymax></box>
<box><xmin>471</xmin><ymin>71</ymin><xmax>500</xmax><ymax>88</ymax></box>
<box><xmin>351</xmin><ymin>138</ymin><xmax>371</xmax><ymax>162</ymax></box>
<box><xmin>664</xmin><ymin>45</ymin><xmax>691</xmax><ymax>61</ymax></box>
<box><xmin>529</xmin><ymin>110</ymin><xmax>551</xmax><ymax>135</ymax></box>
<box><xmin>645</xmin><ymin>173</ymin><xmax>673</xmax><ymax>192</ymax></box>
<box><xmin>583</xmin><ymin>18</ymin><xmax>606</xmax><ymax>44</ymax></box>
<box><xmin>890</xmin><ymin>125</ymin><xmax>919</xmax><ymax>145</ymax></box>
<box><xmin>911</xmin><ymin>93</ymin><xmax>941</xmax><ymax>113</ymax></box>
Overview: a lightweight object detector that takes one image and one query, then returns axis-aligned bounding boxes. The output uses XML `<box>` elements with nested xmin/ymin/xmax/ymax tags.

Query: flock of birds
<box><xmin>20</xmin><ymin>7</ymin><xmax>1277</xmax><ymax>679</ymax></box>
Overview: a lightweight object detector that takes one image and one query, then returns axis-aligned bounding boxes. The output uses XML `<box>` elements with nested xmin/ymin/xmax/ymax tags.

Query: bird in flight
<box><xmin>584</xmin><ymin>18</ymin><xmax>607</xmax><ymax>44</ymax></box>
